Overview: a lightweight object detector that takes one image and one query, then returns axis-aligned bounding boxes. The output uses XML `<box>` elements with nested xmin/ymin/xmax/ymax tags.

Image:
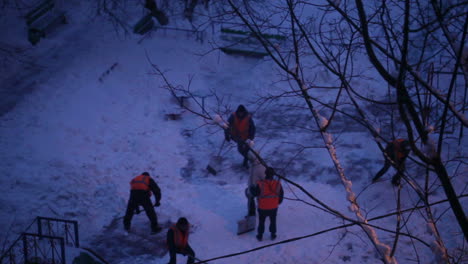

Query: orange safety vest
<box><xmin>130</xmin><ymin>174</ymin><xmax>150</xmax><ymax>191</ymax></box>
<box><xmin>169</xmin><ymin>225</ymin><xmax>189</xmax><ymax>249</ymax></box>
<box><xmin>231</xmin><ymin>112</ymin><xmax>251</xmax><ymax>141</ymax></box>
<box><xmin>257</xmin><ymin>179</ymin><xmax>281</xmax><ymax>210</ymax></box>
<box><xmin>393</xmin><ymin>139</ymin><xmax>407</xmax><ymax>160</ymax></box>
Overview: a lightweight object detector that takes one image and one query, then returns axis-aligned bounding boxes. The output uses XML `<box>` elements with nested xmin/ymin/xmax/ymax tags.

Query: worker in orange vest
<box><xmin>372</xmin><ymin>139</ymin><xmax>411</xmax><ymax>186</ymax></box>
<box><xmin>167</xmin><ymin>217</ymin><xmax>196</xmax><ymax>264</ymax></box>
<box><xmin>251</xmin><ymin>167</ymin><xmax>283</xmax><ymax>241</ymax></box>
<box><xmin>225</xmin><ymin>104</ymin><xmax>256</xmax><ymax>168</ymax></box>
<box><xmin>123</xmin><ymin>172</ymin><xmax>162</xmax><ymax>234</ymax></box>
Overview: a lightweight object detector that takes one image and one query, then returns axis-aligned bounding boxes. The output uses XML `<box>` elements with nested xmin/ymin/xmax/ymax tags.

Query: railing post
<box><xmin>9</xmin><ymin>250</ymin><xmax>14</xmax><ymax>263</ymax></box>
<box><xmin>64</xmin><ymin>223</ymin><xmax>69</xmax><ymax>246</ymax></box>
<box><xmin>73</xmin><ymin>221</ymin><xmax>79</xmax><ymax>248</ymax></box>
<box><xmin>37</xmin><ymin>217</ymin><xmax>42</xmax><ymax>237</ymax></box>
<box><xmin>34</xmin><ymin>235</ymin><xmax>38</xmax><ymax>260</ymax></box>
<box><xmin>22</xmin><ymin>234</ymin><xmax>27</xmax><ymax>264</ymax></box>
<box><xmin>51</xmin><ymin>237</ymin><xmax>56</xmax><ymax>263</ymax></box>
<box><xmin>60</xmin><ymin>237</ymin><xmax>66</xmax><ymax>264</ymax></box>
<box><xmin>47</xmin><ymin>219</ymin><xmax>51</xmax><ymax>236</ymax></box>
<box><xmin>3</xmin><ymin>217</ymin><xmax>82</xmax><ymax>264</ymax></box>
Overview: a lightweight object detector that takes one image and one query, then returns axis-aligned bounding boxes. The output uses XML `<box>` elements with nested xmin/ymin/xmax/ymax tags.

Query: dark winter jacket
<box><xmin>385</xmin><ymin>139</ymin><xmax>410</xmax><ymax>162</ymax></box>
<box><xmin>167</xmin><ymin>227</ymin><xmax>190</xmax><ymax>251</ymax></box>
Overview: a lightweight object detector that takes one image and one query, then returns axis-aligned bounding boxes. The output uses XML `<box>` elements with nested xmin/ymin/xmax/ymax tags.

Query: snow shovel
<box><xmin>206</xmin><ymin>114</ymin><xmax>231</xmax><ymax>175</ymax></box>
<box><xmin>206</xmin><ymin>139</ymin><xmax>226</xmax><ymax>175</ymax></box>
<box><xmin>237</xmin><ymin>215</ymin><xmax>256</xmax><ymax>235</ymax></box>
<box><xmin>237</xmin><ymin>188</ymin><xmax>256</xmax><ymax>235</ymax></box>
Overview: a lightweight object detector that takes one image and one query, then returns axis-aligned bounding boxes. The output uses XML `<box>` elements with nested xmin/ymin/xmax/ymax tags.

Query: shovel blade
<box><xmin>237</xmin><ymin>215</ymin><xmax>256</xmax><ymax>235</ymax></box>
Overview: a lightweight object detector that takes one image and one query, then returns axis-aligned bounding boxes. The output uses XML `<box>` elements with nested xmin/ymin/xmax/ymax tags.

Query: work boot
<box><xmin>256</xmin><ymin>234</ymin><xmax>262</xmax><ymax>241</ymax></box>
<box><xmin>271</xmin><ymin>233</ymin><xmax>277</xmax><ymax>240</ymax></box>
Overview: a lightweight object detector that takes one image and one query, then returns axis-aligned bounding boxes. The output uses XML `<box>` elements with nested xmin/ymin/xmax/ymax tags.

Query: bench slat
<box><xmin>28</xmin><ymin>10</ymin><xmax>66</xmax><ymax>45</ymax></box>
<box><xmin>133</xmin><ymin>14</ymin><xmax>154</xmax><ymax>35</ymax></box>
<box><xmin>25</xmin><ymin>0</ymin><xmax>55</xmax><ymax>26</ymax></box>
<box><xmin>29</xmin><ymin>10</ymin><xmax>66</xmax><ymax>31</ymax></box>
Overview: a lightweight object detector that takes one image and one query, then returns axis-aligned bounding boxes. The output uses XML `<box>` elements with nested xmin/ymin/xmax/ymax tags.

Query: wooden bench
<box><xmin>219</xmin><ymin>28</ymin><xmax>285</xmax><ymax>58</ymax></box>
<box><xmin>26</xmin><ymin>0</ymin><xmax>66</xmax><ymax>45</ymax></box>
<box><xmin>133</xmin><ymin>13</ymin><xmax>154</xmax><ymax>35</ymax></box>
<box><xmin>133</xmin><ymin>10</ymin><xmax>170</xmax><ymax>35</ymax></box>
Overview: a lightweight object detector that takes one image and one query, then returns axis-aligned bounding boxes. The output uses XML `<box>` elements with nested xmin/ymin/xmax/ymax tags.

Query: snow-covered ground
<box><xmin>1</xmin><ymin>1</ymin><xmax>466</xmax><ymax>264</ymax></box>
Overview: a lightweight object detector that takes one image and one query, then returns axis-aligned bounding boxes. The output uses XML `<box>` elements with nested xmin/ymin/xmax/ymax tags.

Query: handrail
<box><xmin>81</xmin><ymin>247</ymin><xmax>110</xmax><ymax>264</ymax></box>
<box><xmin>37</xmin><ymin>216</ymin><xmax>80</xmax><ymax>247</ymax></box>
<box><xmin>1</xmin><ymin>216</ymin><xmax>79</xmax><ymax>264</ymax></box>
<box><xmin>22</xmin><ymin>232</ymin><xmax>66</xmax><ymax>264</ymax></box>
<box><xmin>1</xmin><ymin>216</ymin><xmax>111</xmax><ymax>264</ymax></box>
<box><xmin>1</xmin><ymin>232</ymin><xmax>66</xmax><ymax>264</ymax></box>
<box><xmin>0</xmin><ymin>217</ymin><xmax>37</xmax><ymax>262</ymax></box>
<box><xmin>36</xmin><ymin>216</ymin><xmax>78</xmax><ymax>224</ymax></box>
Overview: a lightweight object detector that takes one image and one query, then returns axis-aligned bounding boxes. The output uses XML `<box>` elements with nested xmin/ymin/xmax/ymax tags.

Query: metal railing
<box><xmin>24</xmin><ymin>233</ymin><xmax>65</xmax><ymax>264</ymax></box>
<box><xmin>36</xmin><ymin>217</ymin><xmax>79</xmax><ymax>248</ymax></box>
<box><xmin>1</xmin><ymin>233</ymin><xmax>65</xmax><ymax>264</ymax></box>
<box><xmin>0</xmin><ymin>216</ymin><xmax>79</xmax><ymax>264</ymax></box>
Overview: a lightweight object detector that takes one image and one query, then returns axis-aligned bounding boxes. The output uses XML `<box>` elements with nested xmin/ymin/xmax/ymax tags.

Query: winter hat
<box><xmin>265</xmin><ymin>167</ymin><xmax>275</xmax><ymax>179</ymax></box>
<box><xmin>401</xmin><ymin>140</ymin><xmax>411</xmax><ymax>152</ymax></box>
<box><xmin>177</xmin><ymin>217</ymin><xmax>189</xmax><ymax>232</ymax></box>
<box><xmin>142</xmin><ymin>172</ymin><xmax>150</xmax><ymax>176</ymax></box>
<box><xmin>236</xmin><ymin>104</ymin><xmax>247</xmax><ymax>114</ymax></box>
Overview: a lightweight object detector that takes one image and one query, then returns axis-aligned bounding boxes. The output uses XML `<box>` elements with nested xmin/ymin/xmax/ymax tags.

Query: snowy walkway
<box><xmin>0</xmin><ymin>2</ymin><xmax>450</xmax><ymax>264</ymax></box>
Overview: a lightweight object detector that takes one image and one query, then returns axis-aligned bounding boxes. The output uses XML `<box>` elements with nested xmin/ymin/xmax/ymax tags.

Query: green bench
<box><xmin>219</xmin><ymin>28</ymin><xmax>286</xmax><ymax>58</ymax></box>
<box><xmin>133</xmin><ymin>10</ymin><xmax>169</xmax><ymax>35</ymax></box>
<box><xmin>133</xmin><ymin>14</ymin><xmax>154</xmax><ymax>35</ymax></box>
<box><xmin>25</xmin><ymin>0</ymin><xmax>67</xmax><ymax>45</ymax></box>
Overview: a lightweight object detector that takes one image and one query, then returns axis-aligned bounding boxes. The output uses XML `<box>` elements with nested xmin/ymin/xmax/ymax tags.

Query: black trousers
<box><xmin>235</xmin><ymin>140</ymin><xmax>249</xmax><ymax>165</ymax></box>
<box><xmin>257</xmin><ymin>208</ymin><xmax>277</xmax><ymax>236</ymax></box>
<box><xmin>248</xmin><ymin>195</ymin><xmax>256</xmax><ymax>216</ymax></box>
<box><xmin>168</xmin><ymin>244</ymin><xmax>195</xmax><ymax>264</ymax></box>
<box><xmin>123</xmin><ymin>191</ymin><xmax>158</xmax><ymax>232</ymax></box>
<box><xmin>373</xmin><ymin>158</ymin><xmax>406</xmax><ymax>184</ymax></box>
